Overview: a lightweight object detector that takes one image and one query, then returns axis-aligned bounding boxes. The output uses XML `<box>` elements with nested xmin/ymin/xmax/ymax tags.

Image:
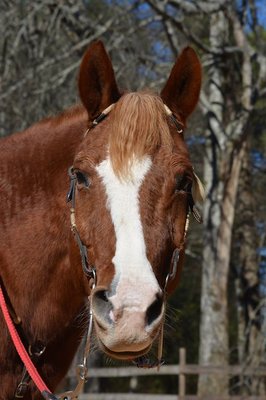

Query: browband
<box><xmin>85</xmin><ymin>102</ymin><xmax>184</xmax><ymax>135</ymax></box>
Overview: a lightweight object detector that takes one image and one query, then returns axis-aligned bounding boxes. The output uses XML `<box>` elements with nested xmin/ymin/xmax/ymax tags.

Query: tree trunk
<box><xmin>198</xmin><ymin>139</ymin><xmax>245</xmax><ymax>396</ymax></box>
<box><xmin>198</xmin><ymin>10</ymin><xmax>246</xmax><ymax>396</ymax></box>
<box><xmin>197</xmin><ymin>4</ymin><xmax>257</xmax><ymax>394</ymax></box>
<box><xmin>235</xmin><ymin>139</ymin><xmax>265</xmax><ymax>395</ymax></box>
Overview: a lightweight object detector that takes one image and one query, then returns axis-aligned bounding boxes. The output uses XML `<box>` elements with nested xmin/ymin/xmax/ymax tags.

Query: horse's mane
<box><xmin>108</xmin><ymin>92</ymin><xmax>173</xmax><ymax>179</ymax></box>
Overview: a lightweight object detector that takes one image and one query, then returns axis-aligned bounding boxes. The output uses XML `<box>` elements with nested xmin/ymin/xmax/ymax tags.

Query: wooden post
<box><xmin>178</xmin><ymin>348</ymin><xmax>186</xmax><ymax>400</ymax></box>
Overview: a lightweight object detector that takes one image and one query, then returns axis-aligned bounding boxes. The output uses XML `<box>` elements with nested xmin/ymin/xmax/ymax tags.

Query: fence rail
<box><xmin>68</xmin><ymin>348</ymin><xmax>266</xmax><ymax>400</ymax></box>
<box><xmin>87</xmin><ymin>364</ymin><xmax>266</xmax><ymax>378</ymax></box>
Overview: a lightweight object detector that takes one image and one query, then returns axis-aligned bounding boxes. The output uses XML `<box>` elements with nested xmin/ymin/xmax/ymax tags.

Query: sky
<box><xmin>256</xmin><ymin>0</ymin><xmax>266</xmax><ymax>27</ymax></box>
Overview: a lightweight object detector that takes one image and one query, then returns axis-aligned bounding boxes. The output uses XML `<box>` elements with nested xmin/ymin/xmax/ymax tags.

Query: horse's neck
<box><xmin>2</xmin><ymin>106</ymin><xmax>87</xmax><ymax>220</ymax></box>
<box><xmin>0</xmin><ymin>106</ymin><xmax>88</xmax><ymax>341</ymax></box>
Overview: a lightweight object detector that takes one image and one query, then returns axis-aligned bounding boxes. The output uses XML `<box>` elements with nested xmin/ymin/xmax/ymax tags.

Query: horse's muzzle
<box><xmin>91</xmin><ymin>286</ymin><xmax>164</xmax><ymax>360</ymax></box>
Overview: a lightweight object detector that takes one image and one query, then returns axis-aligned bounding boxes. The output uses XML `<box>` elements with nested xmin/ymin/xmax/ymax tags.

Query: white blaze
<box><xmin>96</xmin><ymin>156</ymin><xmax>160</xmax><ymax>311</ymax></box>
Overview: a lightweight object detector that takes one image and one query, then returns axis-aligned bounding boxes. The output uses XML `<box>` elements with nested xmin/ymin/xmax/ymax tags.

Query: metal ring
<box><xmin>28</xmin><ymin>343</ymin><xmax>46</xmax><ymax>357</ymax></box>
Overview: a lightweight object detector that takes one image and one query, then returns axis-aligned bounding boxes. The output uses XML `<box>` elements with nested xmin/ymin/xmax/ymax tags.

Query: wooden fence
<box><xmin>68</xmin><ymin>348</ymin><xmax>266</xmax><ymax>400</ymax></box>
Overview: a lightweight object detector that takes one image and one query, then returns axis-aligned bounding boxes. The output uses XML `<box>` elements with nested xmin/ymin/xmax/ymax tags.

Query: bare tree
<box><xmin>141</xmin><ymin>0</ymin><xmax>266</xmax><ymax>395</ymax></box>
<box><xmin>0</xmin><ymin>0</ymin><xmax>160</xmax><ymax>136</ymax></box>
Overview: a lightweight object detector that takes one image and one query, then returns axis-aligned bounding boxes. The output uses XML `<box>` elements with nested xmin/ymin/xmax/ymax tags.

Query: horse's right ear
<box><xmin>79</xmin><ymin>41</ymin><xmax>120</xmax><ymax>120</ymax></box>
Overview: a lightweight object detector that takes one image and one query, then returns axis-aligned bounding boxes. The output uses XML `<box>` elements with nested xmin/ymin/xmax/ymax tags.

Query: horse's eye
<box><xmin>175</xmin><ymin>174</ymin><xmax>191</xmax><ymax>193</ymax></box>
<box><xmin>75</xmin><ymin>171</ymin><xmax>90</xmax><ymax>188</ymax></box>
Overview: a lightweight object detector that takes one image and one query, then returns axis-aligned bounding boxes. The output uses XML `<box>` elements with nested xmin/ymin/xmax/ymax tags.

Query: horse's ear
<box><xmin>79</xmin><ymin>40</ymin><xmax>120</xmax><ymax>120</ymax></box>
<box><xmin>161</xmin><ymin>47</ymin><xmax>201</xmax><ymax>123</ymax></box>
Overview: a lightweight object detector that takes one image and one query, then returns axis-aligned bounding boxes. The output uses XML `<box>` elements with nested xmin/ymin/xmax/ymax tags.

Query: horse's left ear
<box><xmin>79</xmin><ymin>40</ymin><xmax>120</xmax><ymax>120</ymax></box>
<box><xmin>161</xmin><ymin>47</ymin><xmax>201</xmax><ymax>123</ymax></box>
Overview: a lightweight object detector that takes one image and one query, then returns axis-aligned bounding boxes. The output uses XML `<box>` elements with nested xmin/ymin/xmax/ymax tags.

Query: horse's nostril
<box><xmin>92</xmin><ymin>289</ymin><xmax>113</xmax><ymax>325</ymax></box>
<box><xmin>146</xmin><ymin>294</ymin><xmax>164</xmax><ymax>326</ymax></box>
<box><xmin>96</xmin><ymin>290</ymin><xmax>109</xmax><ymax>302</ymax></box>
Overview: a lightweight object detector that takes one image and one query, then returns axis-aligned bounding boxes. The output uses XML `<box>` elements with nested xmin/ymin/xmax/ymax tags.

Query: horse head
<box><xmin>69</xmin><ymin>41</ymin><xmax>203</xmax><ymax>361</ymax></box>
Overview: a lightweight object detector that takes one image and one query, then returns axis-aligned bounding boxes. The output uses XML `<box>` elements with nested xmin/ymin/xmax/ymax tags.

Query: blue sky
<box><xmin>256</xmin><ymin>0</ymin><xmax>266</xmax><ymax>27</ymax></box>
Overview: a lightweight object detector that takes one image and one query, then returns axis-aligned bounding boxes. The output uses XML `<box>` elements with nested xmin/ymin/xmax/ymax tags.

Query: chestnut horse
<box><xmin>0</xmin><ymin>41</ymin><xmax>202</xmax><ymax>399</ymax></box>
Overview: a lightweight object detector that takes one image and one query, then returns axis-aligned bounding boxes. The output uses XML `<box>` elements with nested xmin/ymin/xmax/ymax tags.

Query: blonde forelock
<box><xmin>108</xmin><ymin>92</ymin><xmax>173</xmax><ymax>179</ymax></box>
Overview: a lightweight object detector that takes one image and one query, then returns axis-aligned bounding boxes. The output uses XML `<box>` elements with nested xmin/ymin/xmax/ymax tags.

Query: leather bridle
<box><xmin>66</xmin><ymin>102</ymin><xmax>202</xmax><ymax>370</ymax></box>
<box><xmin>67</xmin><ymin>166</ymin><xmax>96</xmax><ymax>284</ymax></box>
<box><xmin>0</xmin><ymin>102</ymin><xmax>202</xmax><ymax>400</ymax></box>
<box><xmin>67</xmin><ymin>102</ymin><xmax>201</xmax><ymax>293</ymax></box>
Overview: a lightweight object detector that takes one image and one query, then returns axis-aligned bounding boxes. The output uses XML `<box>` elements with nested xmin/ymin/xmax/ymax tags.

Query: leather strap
<box><xmin>0</xmin><ymin>282</ymin><xmax>58</xmax><ymax>400</ymax></box>
<box><xmin>67</xmin><ymin>167</ymin><xmax>96</xmax><ymax>281</ymax></box>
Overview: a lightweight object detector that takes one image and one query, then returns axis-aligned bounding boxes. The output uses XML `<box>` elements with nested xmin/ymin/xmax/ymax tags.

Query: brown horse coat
<box><xmin>0</xmin><ymin>41</ymin><xmax>201</xmax><ymax>399</ymax></box>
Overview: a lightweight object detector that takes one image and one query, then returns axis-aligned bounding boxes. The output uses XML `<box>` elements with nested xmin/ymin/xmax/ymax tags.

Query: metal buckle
<box><xmin>15</xmin><ymin>382</ymin><xmax>29</xmax><ymax>398</ymax></box>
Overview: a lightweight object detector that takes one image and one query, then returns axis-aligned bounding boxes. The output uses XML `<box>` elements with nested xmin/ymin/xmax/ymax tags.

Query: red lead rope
<box><xmin>0</xmin><ymin>283</ymin><xmax>57</xmax><ymax>400</ymax></box>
